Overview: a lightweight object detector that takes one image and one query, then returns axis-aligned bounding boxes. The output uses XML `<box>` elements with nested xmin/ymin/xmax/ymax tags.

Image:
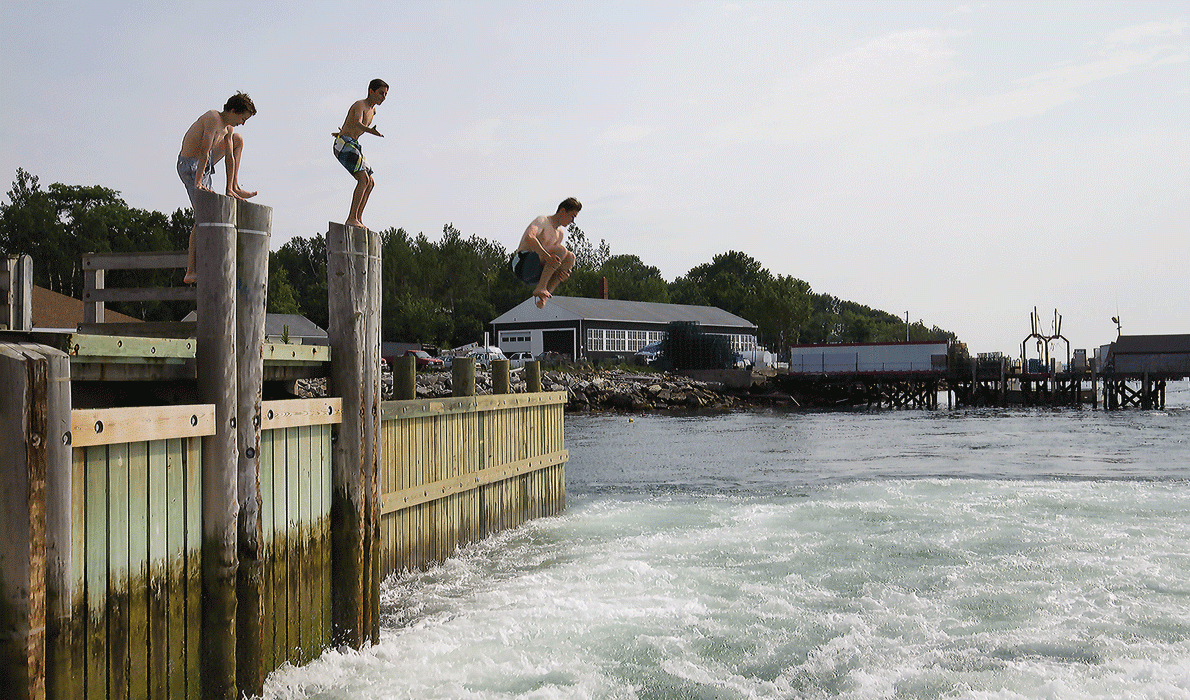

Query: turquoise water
<box><xmin>264</xmin><ymin>385</ymin><xmax>1190</xmax><ymax>699</ymax></box>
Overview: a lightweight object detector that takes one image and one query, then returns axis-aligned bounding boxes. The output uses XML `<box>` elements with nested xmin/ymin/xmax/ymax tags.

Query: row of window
<box><xmin>585</xmin><ymin>328</ymin><xmax>667</xmax><ymax>353</ymax></box>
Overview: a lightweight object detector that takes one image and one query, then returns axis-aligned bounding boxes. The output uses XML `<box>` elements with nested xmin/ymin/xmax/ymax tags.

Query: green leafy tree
<box><xmin>266</xmin><ymin>262</ymin><xmax>301</xmax><ymax>315</ymax></box>
<box><xmin>755</xmin><ymin>275</ymin><xmax>812</xmax><ymax>350</ymax></box>
<box><xmin>1</xmin><ymin>168</ymin><xmax>193</xmax><ymax>320</ymax></box>
<box><xmin>269</xmin><ymin>233</ymin><xmax>328</xmax><ymax>329</ymax></box>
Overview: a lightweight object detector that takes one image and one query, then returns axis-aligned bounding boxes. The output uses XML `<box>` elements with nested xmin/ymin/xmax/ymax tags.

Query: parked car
<box><xmin>441</xmin><ymin>346</ymin><xmax>508</xmax><ymax>370</ymax></box>
<box><xmin>404</xmin><ymin>349</ymin><xmax>444</xmax><ymax>369</ymax></box>
<box><xmin>506</xmin><ymin>351</ymin><xmax>533</xmax><ymax>369</ymax></box>
<box><xmin>469</xmin><ymin>347</ymin><xmax>508</xmax><ymax>369</ymax></box>
<box><xmin>634</xmin><ymin>342</ymin><xmax>663</xmax><ymax>365</ymax></box>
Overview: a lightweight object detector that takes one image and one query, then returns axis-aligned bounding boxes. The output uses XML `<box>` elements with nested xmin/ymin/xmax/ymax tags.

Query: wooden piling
<box><xmin>33</xmin><ymin>345</ymin><xmax>73</xmax><ymax>700</ymax></box>
<box><xmin>194</xmin><ymin>189</ymin><xmax>239</xmax><ymax>700</ymax></box>
<box><xmin>327</xmin><ymin>223</ymin><xmax>380</xmax><ymax>648</ymax></box>
<box><xmin>525</xmin><ymin>361</ymin><xmax>542</xmax><ymax>393</ymax></box>
<box><xmin>452</xmin><ymin>357</ymin><xmax>476</xmax><ymax>397</ymax></box>
<box><xmin>395</xmin><ymin>355</ymin><xmax>417</xmax><ymax>400</ymax></box>
<box><xmin>0</xmin><ymin>344</ymin><xmax>49</xmax><ymax>700</ymax></box>
<box><xmin>491</xmin><ymin>359</ymin><xmax>510</xmax><ymax>394</ymax></box>
<box><xmin>235</xmin><ymin>199</ymin><xmax>271</xmax><ymax>696</ymax></box>
<box><xmin>2</xmin><ymin>254</ymin><xmax>33</xmax><ymax>330</ymax></box>
<box><xmin>364</xmin><ymin>228</ymin><xmax>382</xmax><ymax>645</ymax></box>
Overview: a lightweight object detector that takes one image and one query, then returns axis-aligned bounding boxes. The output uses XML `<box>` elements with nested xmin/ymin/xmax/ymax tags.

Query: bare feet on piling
<box><xmin>346</xmin><ymin>218</ymin><xmax>365</xmax><ymax>229</ymax></box>
<box><xmin>233</xmin><ymin>186</ymin><xmax>257</xmax><ymax>199</ymax></box>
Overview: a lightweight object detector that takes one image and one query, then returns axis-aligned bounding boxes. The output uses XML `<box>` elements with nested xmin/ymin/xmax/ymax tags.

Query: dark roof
<box><xmin>1112</xmin><ymin>334</ymin><xmax>1190</xmax><ymax>354</ymax></box>
<box><xmin>491</xmin><ymin>296</ymin><xmax>757</xmax><ymax>329</ymax></box>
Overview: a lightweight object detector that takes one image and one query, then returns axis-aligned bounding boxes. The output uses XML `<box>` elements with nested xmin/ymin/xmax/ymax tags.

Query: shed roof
<box><xmin>491</xmin><ymin>296</ymin><xmax>757</xmax><ymax>329</ymax></box>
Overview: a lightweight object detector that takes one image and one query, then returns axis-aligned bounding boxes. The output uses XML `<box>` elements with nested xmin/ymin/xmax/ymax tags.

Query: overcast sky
<box><xmin>2</xmin><ymin>1</ymin><xmax>1186</xmax><ymax>356</ymax></box>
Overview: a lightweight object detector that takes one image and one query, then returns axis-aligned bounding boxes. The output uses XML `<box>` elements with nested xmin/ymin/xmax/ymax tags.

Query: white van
<box><xmin>468</xmin><ymin>346</ymin><xmax>508</xmax><ymax>369</ymax></box>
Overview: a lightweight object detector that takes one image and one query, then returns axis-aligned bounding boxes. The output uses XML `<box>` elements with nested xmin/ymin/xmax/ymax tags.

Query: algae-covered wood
<box><xmin>378</xmin><ymin>391</ymin><xmax>567</xmax><ymax>577</ymax></box>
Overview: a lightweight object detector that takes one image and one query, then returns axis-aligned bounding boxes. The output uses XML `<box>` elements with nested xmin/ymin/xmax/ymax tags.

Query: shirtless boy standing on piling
<box><xmin>333</xmin><ymin>79</ymin><xmax>388</xmax><ymax>229</ymax></box>
<box><xmin>178</xmin><ymin>92</ymin><xmax>257</xmax><ymax>284</ymax></box>
<box><xmin>511</xmin><ymin>198</ymin><xmax>580</xmax><ymax>308</ymax></box>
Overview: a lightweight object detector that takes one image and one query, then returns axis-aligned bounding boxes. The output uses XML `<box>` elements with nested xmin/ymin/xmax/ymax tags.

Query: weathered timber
<box><xmin>2</xmin><ymin>255</ymin><xmax>33</xmax><ymax>331</ymax></box>
<box><xmin>394</xmin><ymin>355</ymin><xmax>416</xmax><ymax>400</ymax></box>
<box><xmin>491</xmin><ymin>359</ymin><xmax>510</xmax><ymax>395</ymax></box>
<box><xmin>452</xmin><ymin>357</ymin><xmax>476</xmax><ymax>397</ymax></box>
<box><xmin>0</xmin><ymin>344</ymin><xmax>52</xmax><ymax>700</ymax></box>
<box><xmin>326</xmin><ymin>223</ymin><xmax>380</xmax><ymax>648</ymax></box>
<box><xmin>194</xmin><ymin>189</ymin><xmax>239</xmax><ymax>700</ymax></box>
<box><xmin>235</xmin><ymin>199</ymin><xmax>271</xmax><ymax>696</ymax></box>
<box><xmin>364</xmin><ymin>227</ymin><xmax>382</xmax><ymax>645</ymax></box>
<box><xmin>524</xmin><ymin>361</ymin><xmax>542</xmax><ymax>393</ymax></box>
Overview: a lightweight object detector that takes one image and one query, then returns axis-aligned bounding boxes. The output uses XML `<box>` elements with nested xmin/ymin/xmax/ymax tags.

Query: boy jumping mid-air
<box><xmin>511</xmin><ymin>198</ymin><xmax>580</xmax><ymax>308</ymax></box>
<box><xmin>333</xmin><ymin>79</ymin><xmax>388</xmax><ymax>229</ymax></box>
<box><xmin>178</xmin><ymin>92</ymin><xmax>257</xmax><ymax>284</ymax></box>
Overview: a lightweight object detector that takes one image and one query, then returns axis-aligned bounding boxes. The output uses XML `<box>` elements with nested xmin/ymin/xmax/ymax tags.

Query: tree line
<box><xmin>1</xmin><ymin>169</ymin><xmax>957</xmax><ymax>352</ymax></box>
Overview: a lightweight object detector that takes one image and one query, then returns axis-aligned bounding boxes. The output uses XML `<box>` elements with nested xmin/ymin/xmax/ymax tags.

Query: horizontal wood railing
<box><xmin>81</xmin><ymin>251</ymin><xmax>195</xmax><ymax>324</ymax></box>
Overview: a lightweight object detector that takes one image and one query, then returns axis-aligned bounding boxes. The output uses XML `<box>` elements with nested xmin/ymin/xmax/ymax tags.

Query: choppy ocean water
<box><xmin>265</xmin><ymin>384</ymin><xmax>1190</xmax><ymax>699</ymax></box>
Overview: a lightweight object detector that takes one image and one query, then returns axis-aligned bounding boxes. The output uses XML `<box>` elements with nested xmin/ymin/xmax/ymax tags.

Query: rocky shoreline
<box><xmin>296</xmin><ymin>368</ymin><xmax>795</xmax><ymax>412</ymax></box>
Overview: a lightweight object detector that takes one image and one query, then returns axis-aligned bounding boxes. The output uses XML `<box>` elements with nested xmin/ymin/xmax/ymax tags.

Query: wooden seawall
<box><xmin>0</xmin><ymin>192</ymin><xmax>566</xmax><ymax>700</ymax></box>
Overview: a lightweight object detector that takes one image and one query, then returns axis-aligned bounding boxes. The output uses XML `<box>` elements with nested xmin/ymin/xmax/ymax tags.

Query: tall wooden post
<box><xmin>234</xmin><ymin>200</ymin><xmax>271</xmax><ymax>695</ymax></box>
<box><xmin>394</xmin><ymin>355</ymin><xmax>416</xmax><ymax>400</ymax></box>
<box><xmin>491</xmin><ymin>359</ymin><xmax>510</xmax><ymax>394</ymax></box>
<box><xmin>327</xmin><ymin>223</ymin><xmax>380</xmax><ymax>648</ymax></box>
<box><xmin>2</xmin><ymin>254</ymin><xmax>33</xmax><ymax>330</ymax></box>
<box><xmin>193</xmin><ymin>189</ymin><xmax>239</xmax><ymax>700</ymax></box>
<box><xmin>364</xmin><ymin>227</ymin><xmax>382</xmax><ymax>645</ymax></box>
<box><xmin>452</xmin><ymin>357</ymin><xmax>476</xmax><ymax>397</ymax></box>
<box><xmin>999</xmin><ymin>357</ymin><xmax>1007</xmax><ymax>408</ymax></box>
<box><xmin>1091</xmin><ymin>358</ymin><xmax>1098</xmax><ymax>409</ymax></box>
<box><xmin>525</xmin><ymin>360</ymin><xmax>542</xmax><ymax>393</ymax></box>
<box><xmin>31</xmin><ymin>345</ymin><xmax>73</xmax><ymax>700</ymax></box>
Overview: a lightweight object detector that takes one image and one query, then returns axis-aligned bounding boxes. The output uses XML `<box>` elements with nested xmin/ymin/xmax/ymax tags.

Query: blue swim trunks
<box><xmin>334</xmin><ymin>134</ymin><xmax>372</xmax><ymax>175</ymax></box>
<box><xmin>177</xmin><ymin>155</ymin><xmax>215</xmax><ymax>207</ymax></box>
<box><xmin>510</xmin><ymin>250</ymin><xmax>543</xmax><ymax>285</ymax></box>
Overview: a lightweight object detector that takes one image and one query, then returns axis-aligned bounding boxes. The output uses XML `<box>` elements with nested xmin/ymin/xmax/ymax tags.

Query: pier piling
<box><xmin>235</xmin><ymin>198</ymin><xmax>272</xmax><ymax>696</ymax></box>
<box><xmin>195</xmin><ymin>189</ymin><xmax>240</xmax><ymax>700</ymax></box>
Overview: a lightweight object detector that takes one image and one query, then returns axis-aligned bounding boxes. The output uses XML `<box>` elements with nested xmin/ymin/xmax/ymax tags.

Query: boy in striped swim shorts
<box><xmin>333</xmin><ymin>79</ymin><xmax>388</xmax><ymax>229</ymax></box>
<box><xmin>177</xmin><ymin>92</ymin><xmax>257</xmax><ymax>284</ymax></box>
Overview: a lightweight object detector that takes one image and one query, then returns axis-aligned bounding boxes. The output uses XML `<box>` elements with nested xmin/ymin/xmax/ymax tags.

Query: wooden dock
<box><xmin>1</xmin><ymin>191</ymin><xmax>566</xmax><ymax>700</ymax></box>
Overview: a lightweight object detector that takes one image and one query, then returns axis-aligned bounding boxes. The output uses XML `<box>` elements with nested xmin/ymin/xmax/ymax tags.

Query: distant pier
<box><xmin>774</xmin><ymin>338</ymin><xmax>1190</xmax><ymax>410</ymax></box>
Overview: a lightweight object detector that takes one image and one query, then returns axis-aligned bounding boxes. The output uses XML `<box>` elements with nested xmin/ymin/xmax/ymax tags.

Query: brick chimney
<box><xmin>599</xmin><ymin>277</ymin><xmax>609</xmax><ymax>300</ymax></box>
